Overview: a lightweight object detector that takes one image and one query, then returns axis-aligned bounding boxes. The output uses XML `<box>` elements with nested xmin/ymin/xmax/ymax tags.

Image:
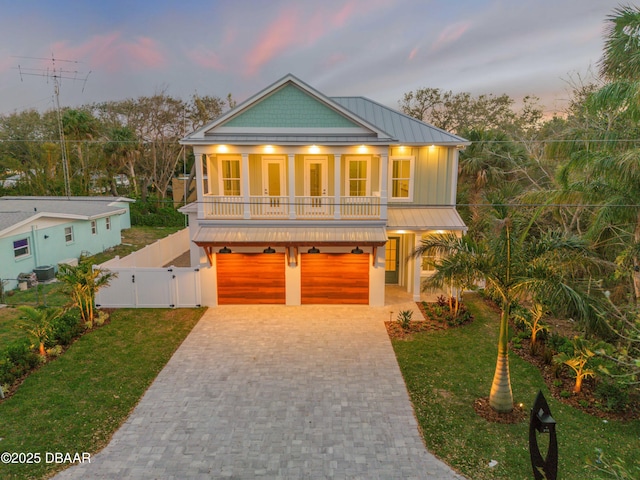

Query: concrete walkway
<box><xmin>54</xmin><ymin>298</ymin><xmax>464</xmax><ymax>479</ymax></box>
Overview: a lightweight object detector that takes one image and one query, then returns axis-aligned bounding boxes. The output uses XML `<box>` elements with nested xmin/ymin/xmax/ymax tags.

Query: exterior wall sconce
<box><xmin>263</xmin><ymin>246</ymin><xmax>276</xmax><ymax>254</ymax></box>
<box><xmin>44</xmin><ymin>235</ymin><xmax>49</xmax><ymax>239</ymax></box>
<box><xmin>351</xmin><ymin>246</ymin><xmax>363</xmax><ymax>254</ymax></box>
<box><xmin>307</xmin><ymin>246</ymin><xmax>320</xmax><ymax>254</ymax></box>
<box><xmin>218</xmin><ymin>246</ymin><xmax>232</xmax><ymax>254</ymax></box>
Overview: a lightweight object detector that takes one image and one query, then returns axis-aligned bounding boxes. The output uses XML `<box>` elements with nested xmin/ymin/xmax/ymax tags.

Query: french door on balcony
<box><xmin>262</xmin><ymin>157</ymin><xmax>286</xmax><ymax>215</ymax></box>
<box><xmin>304</xmin><ymin>157</ymin><xmax>328</xmax><ymax>214</ymax></box>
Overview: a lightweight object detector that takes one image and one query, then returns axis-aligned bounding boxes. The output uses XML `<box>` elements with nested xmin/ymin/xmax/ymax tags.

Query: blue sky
<box><xmin>0</xmin><ymin>0</ymin><xmax>623</xmax><ymax>116</ymax></box>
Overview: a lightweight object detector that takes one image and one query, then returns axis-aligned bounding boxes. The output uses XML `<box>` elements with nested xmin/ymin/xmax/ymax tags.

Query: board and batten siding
<box><xmin>389</xmin><ymin>146</ymin><xmax>455</xmax><ymax>206</ymax></box>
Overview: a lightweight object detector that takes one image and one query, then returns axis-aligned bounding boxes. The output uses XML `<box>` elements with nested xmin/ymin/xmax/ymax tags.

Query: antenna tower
<box><xmin>14</xmin><ymin>54</ymin><xmax>91</xmax><ymax>197</ymax></box>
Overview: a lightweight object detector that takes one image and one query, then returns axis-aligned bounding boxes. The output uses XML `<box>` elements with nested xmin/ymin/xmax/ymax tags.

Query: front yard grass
<box><xmin>392</xmin><ymin>293</ymin><xmax>640</xmax><ymax>480</ymax></box>
<box><xmin>0</xmin><ymin>307</ymin><xmax>205</xmax><ymax>480</ymax></box>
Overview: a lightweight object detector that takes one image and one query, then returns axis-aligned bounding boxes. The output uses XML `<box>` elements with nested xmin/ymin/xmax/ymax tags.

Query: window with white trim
<box><xmin>65</xmin><ymin>226</ymin><xmax>74</xmax><ymax>243</ymax></box>
<box><xmin>390</xmin><ymin>156</ymin><xmax>414</xmax><ymax>201</ymax></box>
<box><xmin>13</xmin><ymin>238</ymin><xmax>30</xmax><ymax>258</ymax></box>
<box><xmin>345</xmin><ymin>156</ymin><xmax>370</xmax><ymax>196</ymax></box>
<box><xmin>91</xmin><ymin>220</ymin><xmax>97</xmax><ymax>235</ymax></box>
<box><xmin>218</xmin><ymin>157</ymin><xmax>241</xmax><ymax>196</ymax></box>
<box><xmin>105</xmin><ymin>217</ymin><xmax>111</xmax><ymax>230</ymax></box>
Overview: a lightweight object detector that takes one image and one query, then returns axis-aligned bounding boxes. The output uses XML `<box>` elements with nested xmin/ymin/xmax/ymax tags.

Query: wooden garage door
<box><xmin>301</xmin><ymin>253</ymin><xmax>369</xmax><ymax>304</ymax></box>
<box><xmin>216</xmin><ymin>253</ymin><xmax>285</xmax><ymax>304</ymax></box>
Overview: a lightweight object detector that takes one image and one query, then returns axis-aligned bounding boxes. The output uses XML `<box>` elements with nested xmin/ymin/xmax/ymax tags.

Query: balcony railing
<box><xmin>202</xmin><ymin>195</ymin><xmax>380</xmax><ymax>220</ymax></box>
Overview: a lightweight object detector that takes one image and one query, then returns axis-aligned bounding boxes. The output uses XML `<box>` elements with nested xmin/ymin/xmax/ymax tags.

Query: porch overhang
<box><xmin>387</xmin><ymin>206</ymin><xmax>467</xmax><ymax>232</ymax></box>
<box><xmin>193</xmin><ymin>225</ymin><xmax>388</xmax><ymax>266</ymax></box>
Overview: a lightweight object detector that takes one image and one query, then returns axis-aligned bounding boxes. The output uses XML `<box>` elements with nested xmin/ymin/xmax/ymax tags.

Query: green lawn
<box><xmin>392</xmin><ymin>294</ymin><xmax>639</xmax><ymax>480</ymax></box>
<box><xmin>0</xmin><ymin>307</ymin><xmax>205</xmax><ymax>480</ymax></box>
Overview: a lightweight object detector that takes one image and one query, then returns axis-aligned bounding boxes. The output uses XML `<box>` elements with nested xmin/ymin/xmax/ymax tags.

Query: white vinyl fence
<box><xmin>95</xmin><ymin>228</ymin><xmax>202</xmax><ymax>308</ymax></box>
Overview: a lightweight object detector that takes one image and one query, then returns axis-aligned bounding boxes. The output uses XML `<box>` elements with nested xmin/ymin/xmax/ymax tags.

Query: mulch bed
<box><xmin>385</xmin><ymin>298</ymin><xmax>640</xmax><ymax>423</ymax></box>
<box><xmin>511</xmin><ymin>342</ymin><xmax>640</xmax><ymax>422</ymax></box>
<box><xmin>473</xmin><ymin>397</ymin><xmax>527</xmax><ymax>424</ymax></box>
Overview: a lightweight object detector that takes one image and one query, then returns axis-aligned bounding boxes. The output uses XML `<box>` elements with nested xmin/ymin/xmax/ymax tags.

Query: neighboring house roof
<box><xmin>182</xmin><ymin>74</ymin><xmax>469</xmax><ymax>147</ymax></box>
<box><xmin>0</xmin><ymin>196</ymin><xmax>133</xmax><ymax>238</ymax></box>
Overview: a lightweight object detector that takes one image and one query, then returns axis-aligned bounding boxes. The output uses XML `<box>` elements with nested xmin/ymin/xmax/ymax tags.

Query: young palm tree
<box><xmin>18</xmin><ymin>306</ymin><xmax>62</xmax><ymax>356</ymax></box>
<box><xmin>57</xmin><ymin>260</ymin><xmax>115</xmax><ymax>325</ymax></box>
<box><xmin>415</xmin><ymin>207</ymin><xmax>598</xmax><ymax>412</ymax></box>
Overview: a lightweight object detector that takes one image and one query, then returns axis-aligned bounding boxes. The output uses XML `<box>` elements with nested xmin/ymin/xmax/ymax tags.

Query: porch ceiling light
<box><xmin>217</xmin><ymin>145</ymin><xmax>229</xmax><ymax>153</ymax></box>
<box><xmin>357</xmin><ymin>145</ymin><xmax>368</xmax><ymax>153</ymax></box>
<box><xmin>309</xmin><ymin>145</ymin><xmax>320</xmax><ymax>154</ymax></box>
<box><xmin>219</xmin><ymin>246</ymin><xmax>232</xmax><ymax>254</ymax></box>
<box><xmin>264</xmin><ymin>145</ymin><xmax>275</xmax><ymax>153</ymax></box>
<box><xmin>351</xmin><ymin>246</ymin><xmax>364</xmax><ymax>254</ymax></box>
<box><xmin>263</xmin><ymin>246</ymin><xmax>276</xmax><ymax>254</ymax></box>
<box><xmin>308</xmin><ymin>246</ymin><xmax>320</xmax><ymax>254</ymax></box>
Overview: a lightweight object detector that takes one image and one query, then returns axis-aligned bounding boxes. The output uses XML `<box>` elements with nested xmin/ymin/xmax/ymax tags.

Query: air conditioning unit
<box><xmin>33</xmin><ymin>265</ymin><xmax>55</xmax><ymax>282</ymax></box>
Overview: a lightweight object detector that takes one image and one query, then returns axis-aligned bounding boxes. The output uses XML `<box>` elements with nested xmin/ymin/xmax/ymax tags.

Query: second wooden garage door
<box><xmin>216</xmin><ymin>253</ymin><xmax>285</xmax><ymax>304</ymax></box>
<box><xmin>301</xmin><ymin>253</ymin><xmax>369</xmax><ymax>304</ymax></box>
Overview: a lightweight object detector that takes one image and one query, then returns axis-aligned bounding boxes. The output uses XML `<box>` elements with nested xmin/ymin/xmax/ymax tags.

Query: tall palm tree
<box><xmin>599</xmin><ymin>4</ymin><xmax>640</xmax><ymax>82</ymax></box>
<box><xmin>414</xmin><ymin>206</ymin><xmax>598</xmax><ymax>412</ymax></box>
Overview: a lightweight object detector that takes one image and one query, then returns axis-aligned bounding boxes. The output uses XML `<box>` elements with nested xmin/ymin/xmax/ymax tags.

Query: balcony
<box><xmin>202</xmin><ymin>195</ymin><xmax>381</xmax><ymax>220</ymax></box>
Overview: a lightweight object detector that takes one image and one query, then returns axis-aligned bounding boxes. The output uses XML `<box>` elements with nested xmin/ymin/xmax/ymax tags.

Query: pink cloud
<box><xmin>244</xmin><ymin>9</ymin><xmax>299</xmax><ymax>75</ymax></box>
<box><xmin>323</xmin><ymin>52</ymin><xmax>348</xmax><ymax>68</ymax></box>
<box><xmin>50</xmin><ymin>33</ymin><xmax>167</xmax><ymax>73</ymax></box>
<box><xmin>188</xmin><ymin>49</ymin><xmax>226</xmax><ymax>70</ymax></box>
<box><xmin>408</xmin><ymin>46</ymin><xmax>419</xmax><ymax>61</ymax></box>
<box><xmin>431</xmin><ymin>21</ymin><xmax>472</xmax><ymax>52</ymax></box>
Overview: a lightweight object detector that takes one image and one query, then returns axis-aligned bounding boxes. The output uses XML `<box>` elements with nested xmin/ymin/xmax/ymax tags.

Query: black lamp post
<box><xmin>529</xmin><ymin>390</ymin><xmax>558</xmax><ymax>480</ymax></box>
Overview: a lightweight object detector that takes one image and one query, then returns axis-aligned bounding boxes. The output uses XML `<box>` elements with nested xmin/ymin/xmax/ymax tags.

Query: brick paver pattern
<box><xmin>54</xmin><ymin>304</ymin><xmax>466</xmax><ymax>479</ymax></box>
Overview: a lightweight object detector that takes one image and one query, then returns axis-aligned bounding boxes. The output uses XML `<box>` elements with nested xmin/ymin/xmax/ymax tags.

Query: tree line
<box><xmin>406</xmin><ymin>5</ymin><xmax>640</xmax><ymax>417</ymax></box>
<box><xmin>0</xmin><ymin>92</ymin><xmax>235</xmax><ymax>200</ymax></box>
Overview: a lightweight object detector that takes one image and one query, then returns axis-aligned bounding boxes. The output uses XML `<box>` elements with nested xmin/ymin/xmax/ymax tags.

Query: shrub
<box><xmin>46</xmin><ymin>345</ymin><xmax>63</xmax><ymax>357</ymax></box>
<box><xmin>548</xmin><ymin>332</ymin><xmax>574</xmax><ymax>356</ymax></box>
<box><xmin>49</xmin><ymin>311</ymin><xmax>84</xmax><ymax>346</ymax></box>
<box><xmin>130</xmin><ymin>200</ymin><xmax>185</xmax><ymax>227</ymax></box>
<box><xmin>0</xmin><ymin>339</ymin><xmax>40</xmax><ymax>385</ymax></box>
<box><xmin>595</xmin><ymin>381</ymin><xmax>629</xmax><ymax>412</ymax></box>
<box><xmin>397</xmin><ymin>310</ymin><xmax>413</xmax><ymax>330</ymax></box>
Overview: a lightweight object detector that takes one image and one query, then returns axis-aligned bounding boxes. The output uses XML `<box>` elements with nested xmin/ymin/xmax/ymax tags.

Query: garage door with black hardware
<box><xmin>216</xmin><ymin>253</ymin><xmax>286</xmax><ymax>304</ymax></box>
<box><xmin>301</xmin><ymin>253</ymin><xmax>369</xmax><ymax>304</ymax></box>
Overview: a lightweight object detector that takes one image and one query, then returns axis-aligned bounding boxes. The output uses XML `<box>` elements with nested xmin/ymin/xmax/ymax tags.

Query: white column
<box><xmin>379</xmin><ymin>154</ymin><xmax>388</xmax><ymax>220</ymax></box>
<box><xmin>288</xmin><ymin>154</ymin><xmax>296</xmax><ymax>219</ymax></box>
<box><xmin>451</xmin><ymin>148</ymin><xmax>460</xmax><ymax>205</ymax></box>
<box><xmin>413</xmin><ymin>233</ymin><xmax>422</xmax><ymax>301</ymax></box>
<box><xmin>195</xmin><ymin>152</ymin><xmax>205</xmax><ymax>219</ymax></box>
<box><xmin>334</xmin><ymin>154</ymin><xmax>341</xmax><ymax>219</ymax></box>
<box><xmin>241</xmin><ymin>153</ymin><xmax>250</xmax><ymax>219</ymax></box>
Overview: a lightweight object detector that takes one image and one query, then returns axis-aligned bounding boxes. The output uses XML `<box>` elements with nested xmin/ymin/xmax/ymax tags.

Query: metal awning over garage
<box><xmin>193</xmin><ymin>225</ymin><xmax>388</xmax><ymax>246</ymax></box>
<box><xmin>193</xmin><ymin>225</ymin><xmax>388</xmax><ymax>265</ymax></box>
<box><xmin>387</xmin><ymin>207</ymin><xmax>467</xmax><ymax>232</ymax></box>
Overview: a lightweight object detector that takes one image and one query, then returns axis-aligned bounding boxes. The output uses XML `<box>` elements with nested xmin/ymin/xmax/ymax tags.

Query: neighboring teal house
<box><xmin>0</xmin><ymin>196</ymin><xmax>133</xmax><ymax>290</ymax></box>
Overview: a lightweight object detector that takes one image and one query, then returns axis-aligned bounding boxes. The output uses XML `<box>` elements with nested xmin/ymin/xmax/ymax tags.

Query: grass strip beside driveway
<box><xmin>0</xmin><ymin>307</ymin><xmax>205</xmax><ymax>480</ymax></box>
<box><xmin>392</xmin><ymin>294</ymin><xmax>640</xmax><ymax>480</ymax></box>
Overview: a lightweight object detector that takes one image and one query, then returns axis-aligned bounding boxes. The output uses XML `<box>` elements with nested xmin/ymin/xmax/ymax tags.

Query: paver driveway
<box><xmin>54</xmin><ymin>304</ymin><xmax>465</xmax><ymax>479</ymax></box>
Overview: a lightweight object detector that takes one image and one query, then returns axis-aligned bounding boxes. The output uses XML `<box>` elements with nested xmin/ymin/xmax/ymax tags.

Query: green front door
<box><xmin>385</xmin><ymin>236</ymin><xmax>400</xmax><ymax>284</ymax></box>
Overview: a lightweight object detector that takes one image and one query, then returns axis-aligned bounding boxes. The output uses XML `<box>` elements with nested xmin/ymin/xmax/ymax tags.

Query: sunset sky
<box><xmin>0</xmin><ymin>0</ymin><xmax>622</xmax><ymax>116</ymax></box>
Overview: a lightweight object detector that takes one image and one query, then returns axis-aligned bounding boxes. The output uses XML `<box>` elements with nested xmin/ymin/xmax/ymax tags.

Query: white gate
<box><xmin>95</xmin><ymin>267</ymin><xmax>201</xmax><ymax>308</ymax></box>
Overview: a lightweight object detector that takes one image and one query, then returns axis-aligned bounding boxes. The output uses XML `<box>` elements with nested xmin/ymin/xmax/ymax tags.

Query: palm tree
<box><xmin>414</xmin><ymin>206</ymin><xmax>598</xmax><ymax>412</ymax></box>
<box><xmin>18</xmin><ymin>306</ymin><xmax>62</xmax><ymax>356</ymax></box>
<box><xmin>599</xmin><ymin>4</ymin><xmax>640</xmax><ymax>82</ymax></box>
<box><xmin>57</xmin><ymin>260</ymin><xmax>115</xmax><ymax>325</ymax></box>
